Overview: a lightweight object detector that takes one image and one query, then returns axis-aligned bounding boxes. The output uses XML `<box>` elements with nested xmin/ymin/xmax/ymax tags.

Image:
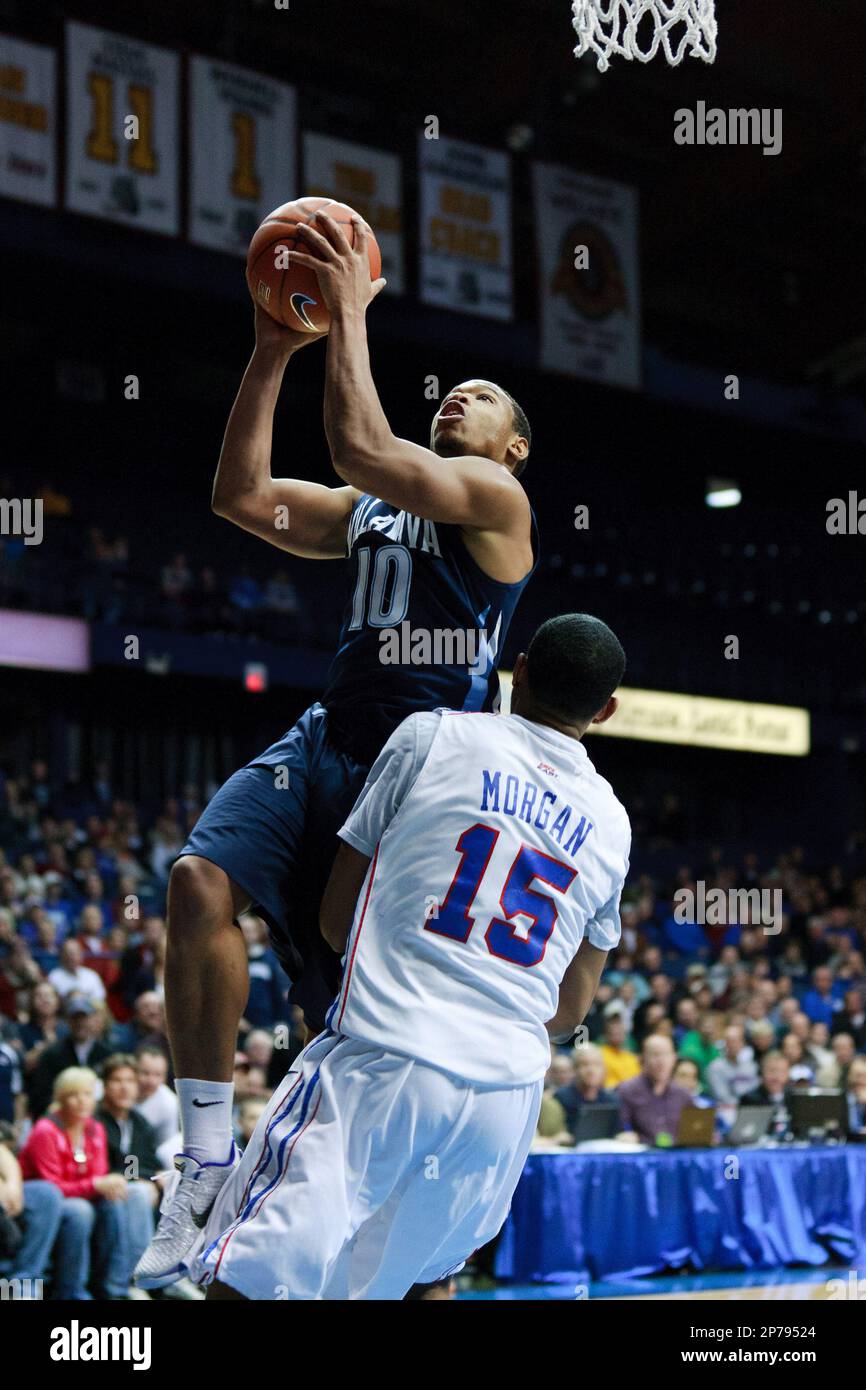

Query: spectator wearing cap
<box><xmin>598</xmin><ymin>1009</ymin><xmax>641</xmax><ymax>1090</ymax></box>
<box><xmin>617</xmin><ymin>1035</ymin><xmax>693</xmax><ymax>1146</ymax></box>
<box><xmin>705</xmin><ymin>1024</ymin><xmax>759</xmax><ymax>1104</ymax></box>
<box><xmin>788</xmin><ymin>1063</ymin><xmax>816</xmax><ymax>1090</ymax></box>
<box><xmin>47</xmin><ymin>939</ymin><xmax>106</xmax><ymax>1008</ymax></box>
<box><xmin>27</xmin><ymin>996</ymin><xmax>112</xmax><ymax>1119</ymax></box>
<box><xmin>554</xmin><ymin>1043</ymin><xmax>620</xmax><ymax>1138</ymax></box>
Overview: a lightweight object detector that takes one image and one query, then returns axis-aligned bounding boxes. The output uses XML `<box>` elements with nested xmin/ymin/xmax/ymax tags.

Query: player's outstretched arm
<box><xmin>211</xmin><ymin>305</ymin><xmax>360</xmax><ymax>559</ymax></box>
<box><xmin>288</xmin><ymin>212</ymin><xmax>529</xmax><ymax>535</ymax></box>
<box><xmin>546</xmin><ymin>938</ymin><xmax>609</xmax><ymax>1043</ymax></box>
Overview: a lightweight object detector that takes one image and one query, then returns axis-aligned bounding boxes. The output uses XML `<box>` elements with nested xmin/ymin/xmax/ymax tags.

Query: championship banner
<box><xmin>303</xmin><ymin>132</ymin><xmax>404</xmax><ymax>293</ymax></box>
<box><xmin>418</xmin><ymin>135</ymin><xmax>512</xmax><ymax>320</ymax></box>
<box><xmin>189</xmin><ymin>57</ymin><xmax>297</xmax><ymax>255</ymax></box>
<box><xmin>0</xmin><ymin>35</ymin><xmax>56</xmax><ymax>207</ymax></box>
<box><xmin>65</xmin><ymin>21</ymin><xmax>179</xmax><ymax>234</ymax></box>
<box><xmin>532</xmin><ymin>162</ymin><xmax>641</xmax><ymax>388</ymax></box>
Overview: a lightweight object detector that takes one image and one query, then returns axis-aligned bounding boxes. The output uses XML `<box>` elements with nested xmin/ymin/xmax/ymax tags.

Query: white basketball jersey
<box><xmin>330</xmin><ymin>710</ymin><xmax>631</xmax><ymax>1086</ymax></box>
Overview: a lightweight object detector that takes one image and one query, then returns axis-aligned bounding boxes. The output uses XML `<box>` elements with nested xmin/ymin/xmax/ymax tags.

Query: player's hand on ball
<box><xmin>253</xmin><ymin>302</ymin><xmax>327</xmax><ymax>359</ymax></box>
<box><xmin>289</xmin><ymin>211</ymin><xmax>387</xmax><ymax>319</ymax></box>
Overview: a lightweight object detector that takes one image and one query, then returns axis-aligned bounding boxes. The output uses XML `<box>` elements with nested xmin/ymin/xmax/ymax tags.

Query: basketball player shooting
<box><xmin>193</xmin><ymin>614</ymin><xmax>631</xmax><ymax>1299</ymax></box>
<box><xmin>136</xmin><ymin>208</ymin><xmax>537</xmax><ymax>1287</ymax></box>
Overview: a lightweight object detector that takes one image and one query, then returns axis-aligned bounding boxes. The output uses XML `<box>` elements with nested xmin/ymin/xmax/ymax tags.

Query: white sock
<box><xmin>176</xmin><ymin>1078</ymin><xmax>234</xmax><ymax>1164</ymax></box>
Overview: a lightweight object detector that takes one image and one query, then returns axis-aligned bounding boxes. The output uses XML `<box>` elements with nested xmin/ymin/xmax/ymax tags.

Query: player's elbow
<box><xmin>546</xmin><ymin>1010</ymin><xmax>580</xmax><ymax>1044</ymax></box>
<box><xmin>211</xmin><ymin>479</ymin><xmax>236</xmax><ymax>518</ymax></box>
<box><xmin>211</xmin><ymin>485</ymin><xmax>257</xmax><ymax>525</ymax></box>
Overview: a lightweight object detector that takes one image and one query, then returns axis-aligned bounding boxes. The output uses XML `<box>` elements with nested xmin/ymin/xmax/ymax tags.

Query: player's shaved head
<box><xmin>519</xmin><ymin>613</ymin><xmax>626</xmax><ymax>725</ymax></box>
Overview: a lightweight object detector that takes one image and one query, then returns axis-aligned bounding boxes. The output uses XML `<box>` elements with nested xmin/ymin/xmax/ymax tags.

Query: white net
<box><xmin>572</xmin><ymin>0</ymin><xmax>717</xmax><ymax>72</ymax></box>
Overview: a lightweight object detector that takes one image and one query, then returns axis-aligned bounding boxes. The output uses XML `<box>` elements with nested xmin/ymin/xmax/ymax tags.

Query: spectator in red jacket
<box><xmin>18</xmin><ymin>1066</ymin><xmax>132</xmax><ymax>1298</ymax></box>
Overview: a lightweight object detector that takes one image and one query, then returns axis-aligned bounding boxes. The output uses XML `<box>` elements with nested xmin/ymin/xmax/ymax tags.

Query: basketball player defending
<box><xmin>195</xmin><ymin>614</ymin><xmax>631</xmax><ymax>1299</ymax></box>
<box><xmin>136</xmin><ymin>211</ymin><xmax>536</xmax><ymax>1285</ymax></box>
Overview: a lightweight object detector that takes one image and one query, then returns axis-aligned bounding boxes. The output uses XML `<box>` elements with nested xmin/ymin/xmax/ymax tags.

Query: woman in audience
<box><xmin>19</xmin><ymin>981</ymin><xmax>64</xmax><ymax>1071</ymax></box>
<box><xmin>18</xmin><ymin>1066</ymin><xmax>137</xmax><ymax>1299</ymax></box>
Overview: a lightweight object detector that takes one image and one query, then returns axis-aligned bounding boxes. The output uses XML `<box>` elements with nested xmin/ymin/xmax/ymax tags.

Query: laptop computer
<box><xmin>675</xmin><ymin>1105</ymin><xmax>716</xmax><ymax>1147</ymax></box>
<box><xmin>572</xmin><ymin>1104</ymin><xmax>621</xmax><ymax>1143</ymax></box>
<box><xmin>788</xmin><ymin>1089</ymin><xmax>848</xmax><ymax>1141</ymax></box>
<box><xmin>728</xmin><ymin>1105</ymin><xmax>775</xmax><ymax>1146</ymax></box>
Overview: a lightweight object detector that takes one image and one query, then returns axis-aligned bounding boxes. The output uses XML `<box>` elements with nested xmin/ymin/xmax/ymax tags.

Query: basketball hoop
<box><xmin>572</xmin><ymin>0</ymin><xmax>717</xmax><ymax>72</ymax></box>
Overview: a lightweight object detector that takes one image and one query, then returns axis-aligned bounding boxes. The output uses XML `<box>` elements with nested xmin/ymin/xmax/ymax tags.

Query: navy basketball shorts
<box><xmin>179</xmin><ymin>703</ymin><xmax>369</xmax><ymax>1032</ymax></box>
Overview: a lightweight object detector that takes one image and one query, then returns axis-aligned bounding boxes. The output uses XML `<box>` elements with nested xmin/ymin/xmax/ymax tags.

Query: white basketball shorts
<box><xmin>193</xmin><ymin>1028</ymin><xmax>542</xmax><ymax>1300</ymax></box>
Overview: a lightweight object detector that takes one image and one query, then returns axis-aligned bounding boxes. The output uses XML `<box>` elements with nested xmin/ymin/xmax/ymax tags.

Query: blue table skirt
<box><xmin>495</xmin><ymin>1147</ymin><xmax>866</xmax><ymax>1284</ymax></box>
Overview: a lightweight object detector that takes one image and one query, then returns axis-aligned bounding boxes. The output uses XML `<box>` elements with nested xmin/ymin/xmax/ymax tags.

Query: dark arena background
<box><xmin>1</xmin><ymin>0</ymin><xmax>865</xmax><ymax>1356</ymax></box>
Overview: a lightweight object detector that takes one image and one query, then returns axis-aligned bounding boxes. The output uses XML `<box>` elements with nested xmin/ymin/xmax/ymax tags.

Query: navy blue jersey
<box><xmin>322</xmin><ymin>494</ymin><xmax>538</xmax><ymax>762</ymax></box>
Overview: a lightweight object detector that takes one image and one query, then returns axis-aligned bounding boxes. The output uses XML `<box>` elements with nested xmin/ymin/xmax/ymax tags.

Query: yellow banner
<box><xmin>498</xmin><ymin>678</ymin><xmax>810</xmax><ymax>757</ymax></box>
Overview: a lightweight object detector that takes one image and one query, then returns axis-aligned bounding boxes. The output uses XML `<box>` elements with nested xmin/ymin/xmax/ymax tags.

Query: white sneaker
<box><xmin>135</xmin><ymin>1146</ymin><xmax>238</xmax><ymax>1289</ymax></box>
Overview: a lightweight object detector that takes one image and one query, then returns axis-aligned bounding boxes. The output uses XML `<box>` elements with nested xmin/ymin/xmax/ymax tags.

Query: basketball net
<box><xmin>572</xmin><ymin>0</ymin><xmax>717</xmax><ymax>72</ymax></box>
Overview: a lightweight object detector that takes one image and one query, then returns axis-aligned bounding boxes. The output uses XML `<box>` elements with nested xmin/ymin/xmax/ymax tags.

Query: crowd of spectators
<box><xmin>539</xmin><ymin>850</ymin><xmax>866</xmax><ymax>1150</ymax></box>
<box><xmin>1</xmin><ymin>759</ymin><xmax>865</xmax><ymax>1296</ymax></box>
<box><xmin>0</xmin><ymin>760</ymin><xmax>306</xmax><ymax>1298</ymax></box>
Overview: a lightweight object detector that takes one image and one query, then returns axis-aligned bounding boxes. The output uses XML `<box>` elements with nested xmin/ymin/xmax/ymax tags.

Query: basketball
<box><xmin>245</xmin><ymin>196</ymin><xmax>382</xmax><ymax>333</ymax></box>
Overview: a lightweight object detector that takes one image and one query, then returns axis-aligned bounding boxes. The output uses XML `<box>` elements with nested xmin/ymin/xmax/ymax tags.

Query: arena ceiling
<box><xmin>16</xmin><ymin>0</ymin><xmax>866</xmax><ymax>393</ymax></box>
